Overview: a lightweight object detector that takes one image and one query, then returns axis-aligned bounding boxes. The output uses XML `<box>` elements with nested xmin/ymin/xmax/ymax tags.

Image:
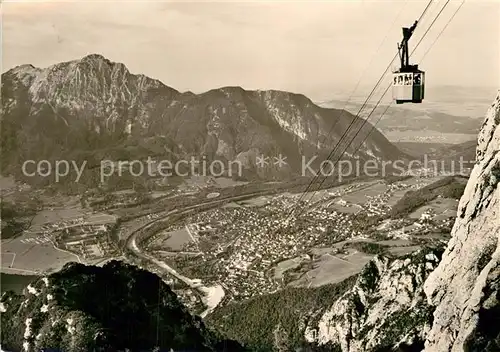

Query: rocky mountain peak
<box><xmin>423</xmin><ymin>89</ymin><xmax>500</xmax><ymax>351</ymax></box>
<box><xmin>80</xmin><ymin>53</ymin><xmax>110</xmax><ymax>63</ymax></box>
<box><xmin>3</xmin><ymin>54</ymin><xmax>179</xmax><ymax>107</ymax></box>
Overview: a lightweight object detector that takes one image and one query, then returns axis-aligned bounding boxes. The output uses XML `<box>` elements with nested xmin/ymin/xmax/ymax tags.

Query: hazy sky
<box><xmin>2</xmin><ymin>0</ymin><xmax>499</xmax><ymax>100</ymax></box>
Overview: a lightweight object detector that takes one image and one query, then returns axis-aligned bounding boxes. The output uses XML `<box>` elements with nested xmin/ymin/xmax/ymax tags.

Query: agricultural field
<box><xmin>1</xmin><ymin>232</ymin><xmax>81</xmax><ymax>275</ymax></box>
<box><xmin>237</xmin><ymin>196</ymin><xmax>272</xmax><ymax>207</ymax></box>
<box><xmin>1</xmin><ymin>191</ymin><xmax>117</xmax><ymax>275</ymax></box>
<box><xmin>179</xmin><ymin>176</ymin><xmax>248</xmax><ymax>190</ymax></box>
<box><xmin>383</xmin><ymin>130</ymin><xmax>478</xmax><ymax>144</ymax></box>
<box><xmin>340</xmin><ymin>182</ymin><xmax>388</xmax><ymax>205</ymax></box>
<box><xmin>288</xmin><ymin>249</ymin><xmax>374</xmax><ymax>288</ymax></box>
<box><xmin>409</xmin><ymin>197</ymin><xmax>459</xmax><ymax>220</ymax></box>
<box><xmin>279</xmin><ymin>238</ymin><xmax>421</xmax><ymax>288</ymax></box>
<box><xmin>274</xmin><ymin>256</ymin><xmax>307</xmax><ymax>280</ymax></box>
<box><xmin>222</xmin><ymin>202</ymin><xmax>244</xmax><ymax>209</ymax></box>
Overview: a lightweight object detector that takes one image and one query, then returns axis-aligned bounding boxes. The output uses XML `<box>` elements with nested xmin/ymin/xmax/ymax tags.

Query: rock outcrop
<box><xmin>423</xmin><ymin>90</ymin><xmax>500</xmax><ymax>351</ymax></box>
<box><xmin>0</xmin><ymin>261</ymin><xmax>244</xmax><ymax>352</ymax></box>
<box><xmin>304</xmin><ymin>248</ymin><xmax>444</xmax><ymax>351</ymax></box>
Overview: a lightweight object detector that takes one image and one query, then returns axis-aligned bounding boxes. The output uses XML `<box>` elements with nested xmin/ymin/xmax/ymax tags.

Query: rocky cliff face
<box><xmin>0</xmin><ymin>261</ymin><xmax>244</xmax><ymax>352</ymax></box>
<box><xmin>302</xmin><ymin>91</ymin><xmax>500</xmax><ymax>352</ymax></box>
<box><xmin>304</xmin><ymin>248</ymin><xmax>444</xmax><ymax>351</ymax></box>
<box><xmin>423</xmin><ymin>90</ymin><xmax>500</xmax><ymax>351</ymax></box>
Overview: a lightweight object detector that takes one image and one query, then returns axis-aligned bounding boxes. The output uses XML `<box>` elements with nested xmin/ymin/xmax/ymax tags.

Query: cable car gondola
<box><xmin>392</xmin><ymin>20</ymin><xmax>425</xmax><ymax>104</ymax></box>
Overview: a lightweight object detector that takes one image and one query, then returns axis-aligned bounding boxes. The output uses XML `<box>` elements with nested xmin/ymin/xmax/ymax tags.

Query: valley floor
<box><xmin>1</xmin><ymin>172</ymin><xmax>459</xmax><ymax>315</ymax></box>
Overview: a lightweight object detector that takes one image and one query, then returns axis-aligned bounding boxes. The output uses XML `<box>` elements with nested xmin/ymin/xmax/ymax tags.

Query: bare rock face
<box><xmin>0</xmin><ymin>261</ymin><xmax>244</xmax><ymax>352</ymax></box>
<box><xmin>423</xmin><ymin>90</ymin><xmax>500</xmax><ymax>351</ymax></box>
<box><xmin>304</xmin><ymin>248</ymin><xmax>444</xmax><ymax>351</ymax></box>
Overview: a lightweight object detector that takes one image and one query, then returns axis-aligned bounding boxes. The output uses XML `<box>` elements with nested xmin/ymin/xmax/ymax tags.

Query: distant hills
<box><xmin>317</xmin><ymin>85</ymin><xmax>495</xmax><ymax>118</ymax></box>
<box><xmin>317</xmin><ymin>84</ymin><xmax>494</xmax><ymax>145</ymax></box>
<box><xmin>318</xmin><ymin>99</ymin><xmax>481</xmax><ymax>144</ymax></box>
<box><xmin>1</xmin><ymin>54</ymin><xmax>405</xmax><ymax>189</ymax></box>
<box><xmin>395</xmin><ymin>140</ymin><xmax>477</xmax><ymax>162</ymax></box>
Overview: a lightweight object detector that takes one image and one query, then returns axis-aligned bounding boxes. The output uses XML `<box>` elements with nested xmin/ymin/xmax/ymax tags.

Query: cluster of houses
<box><xmin>153</xmin><ymin>177</ymin><xmax>459</xmax><ymax>301</ymax></box>
<box><xmin>167</xmin><ymin>195</ymin><xmax>365</xmax><ymax>299</ymax></box>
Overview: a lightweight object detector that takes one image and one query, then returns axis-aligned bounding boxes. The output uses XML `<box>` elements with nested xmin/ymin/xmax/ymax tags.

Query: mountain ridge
<box><xmin>0</xmin><ymin>261</ymin><xmax>245</xmax><ymax>352</ymax></box>
<box><xmin>1</xmin><ymin>54</ymin><xmax>406</xmax><ymax>188</ymax></box>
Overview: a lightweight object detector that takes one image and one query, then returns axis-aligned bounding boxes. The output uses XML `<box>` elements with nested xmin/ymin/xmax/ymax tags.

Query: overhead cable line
<box><xmin>292</xmin><ymin>0</ymin><xmax>455</xmax><ymax>220</ymax></box>
<box><xmin>285</xmin><ymin>0</ymin><xmax>435</xmax><ymax>220</ymax></box>
<box><xmin>313</xmin><ymin>0</ymin><xmax>410</xmax><ymax>156</ymax></box>
<box><xmin>288</xmin><ymin>0</ymin><xmax>413</xmax><ymax>216</ymax></box>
